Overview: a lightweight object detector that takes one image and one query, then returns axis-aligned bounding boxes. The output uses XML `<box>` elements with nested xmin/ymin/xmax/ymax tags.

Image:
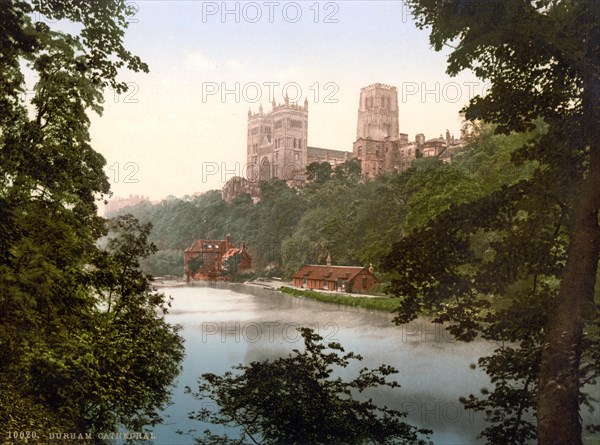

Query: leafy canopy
<box><xmin>186</xmin><ymin>327</ymin><xmax>432</xmax><ymax>445</ymax></box>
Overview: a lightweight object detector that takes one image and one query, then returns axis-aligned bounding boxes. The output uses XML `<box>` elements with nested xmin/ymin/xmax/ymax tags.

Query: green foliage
<box><xmin>0</xmin><ymin>1</ymin><xmax>183</xmax><ymax>438</ymax></box>
<box><xmin>221</xmin><ymin>253</ymin><xmax>242</xmax><ymax>280</ymax></box>
<box><xmin>186</xmin><ymin>254</ymin><xmax>205</xmax><ymax>276</ymax></box>
<box><xmin>306</xmin><ymin>161</ymin><xmax>333</xmax><ymax>183</ymax></box>
<box><xmin>141</xmin><ymin>249</ymin><xmax>184</xmax><ymax>277</ymax></box>
<box><xmin>186</xmin><ymin>328</ymin><xmax>432</xmax><ymax>445</ymax></box>
<box><xmin>390</xmin><ymin>2</ymin><xmax>600</xmax><ymax>442</ymax></box>
<box><xmin>333</xmin><ymin>158</ymin><xmax>362</xmax><ymax>183</ymax></box>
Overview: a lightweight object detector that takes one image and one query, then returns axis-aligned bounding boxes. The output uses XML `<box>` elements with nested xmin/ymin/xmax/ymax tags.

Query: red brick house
<box><xmin>184</xmin><ymin>234</ymin><xmax>252</xmax><ymax>282</ymax></box>
<box><xmin>292</xmin><ymin>258</ymin><xmax>378</xmax><ymax>293</ymax></box>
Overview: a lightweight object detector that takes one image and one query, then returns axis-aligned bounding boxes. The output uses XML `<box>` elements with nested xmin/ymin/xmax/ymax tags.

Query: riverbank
<box><xmin>153</xmin><ymin>279</ymin><xmax>400</xmax><ymax>313</ymax></box>
<box><xmin>278</xmin><ymin>286</ymin><xmax>399</xmax><ymax>312</ymax></box>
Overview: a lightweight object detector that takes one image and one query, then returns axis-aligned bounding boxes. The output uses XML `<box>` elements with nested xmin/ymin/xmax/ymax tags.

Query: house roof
<box><xmin>307</xmin><ymin>146</ymin><xmax>350</xmax><ymax>160</ymax></box>
<box><xmin>222</xmin><ymin>247</ymin><xmax>250</xmax><ymax>259</ymax></box>
<box><xmin>423</xmin><ymin>137</ymin><xmax>446</xmax><ymax>145</ymax></box>
<box><xmin>185</xmin><ymin>239</ymin><xmax>228</xmax><ymax>253</ymax></box>
<box><xmin>292</xmin><ymin>265</ymin><xmax>371</xmax><ymax>282</ymax></box>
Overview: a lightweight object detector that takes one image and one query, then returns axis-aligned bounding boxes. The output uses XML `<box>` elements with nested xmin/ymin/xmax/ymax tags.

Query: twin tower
<box><xmin>246</xmin><ymin>83</ymin><xmax>413</xmax><ymax>182</ymax></box>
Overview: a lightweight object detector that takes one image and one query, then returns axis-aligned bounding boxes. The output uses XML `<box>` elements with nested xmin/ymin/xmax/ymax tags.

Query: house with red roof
<box><xmin>184</xmin><ymin>234</ymin><xmax>252</xmax><ymax>282</ymax></box>
<box><xmin>292</xmin><ymin>255</ymin><xmax>378</xmax><ymax>293</ymax></box>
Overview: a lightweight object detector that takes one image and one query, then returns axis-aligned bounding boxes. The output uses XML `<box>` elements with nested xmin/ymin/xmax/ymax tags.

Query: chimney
<box><xmin>326</xmin><ymin>253</ymin><xmax>332</xmax><ymax>266</ymax></box>
<box><xmin>368</xmin><ymin>263</ymin><xmax>374</xmax><ymax>274</ymax></box>
<box><xmin>226</xmin><ymin>233</ymin><xmax>232</xmax><ymax>249</ymax></box>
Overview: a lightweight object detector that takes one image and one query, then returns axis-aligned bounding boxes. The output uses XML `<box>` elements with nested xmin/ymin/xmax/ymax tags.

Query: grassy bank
<box><xmin>279</xmin><ymin>286</ymin><xmax>399</xmax><ymax>312</ymax></box>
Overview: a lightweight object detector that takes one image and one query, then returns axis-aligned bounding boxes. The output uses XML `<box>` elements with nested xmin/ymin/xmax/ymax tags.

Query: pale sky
<box><xmin>85</xmin><ymin>1</ymin><xmax>485</xmax><ymax>204</ymax></box>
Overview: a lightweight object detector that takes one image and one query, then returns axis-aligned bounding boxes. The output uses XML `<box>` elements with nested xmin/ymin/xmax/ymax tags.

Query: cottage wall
<box><xmin>351</xmin><ymin>270</ymin><xmax>379</xmax><ymax>292</ymax></box>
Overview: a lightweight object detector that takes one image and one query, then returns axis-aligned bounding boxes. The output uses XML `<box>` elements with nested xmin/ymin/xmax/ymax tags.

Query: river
<box><xmin>149</xmin><ymin>284</ymin><xmax>598</xmax><ymax>444</ymax></box>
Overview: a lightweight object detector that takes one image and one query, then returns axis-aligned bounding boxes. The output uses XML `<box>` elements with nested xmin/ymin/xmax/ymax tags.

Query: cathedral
<box><xmin>222</xmin><ymin>82</ymin><xmax>465</xmax><ymax>202</ymax></box>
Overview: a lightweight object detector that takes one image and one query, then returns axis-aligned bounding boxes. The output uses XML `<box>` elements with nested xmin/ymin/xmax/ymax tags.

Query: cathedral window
<box><xmin>294</xmin><ymin>152</ymin><xmax>299</xmax><ymax>161</ymax></box>
<box><xmin>293</xmin><ymin>138</ymin><xmax>297</xmax><ymax>148</ymax></box>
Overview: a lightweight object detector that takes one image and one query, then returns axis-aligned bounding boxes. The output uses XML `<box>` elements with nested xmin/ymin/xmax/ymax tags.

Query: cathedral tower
<box><xmin>247</xmin><ymin>98</ymin><xmax>308</xmax><ymax>182</ymax></box>
<box><xmin>356</xmin><ymin>83</ymin><xmax>399</xmax><ymax>141</ymax></box>
<box><xmin>353</xmin><ymin>83</ymin><xmax>412</xmax><ymax>178</ymax></box>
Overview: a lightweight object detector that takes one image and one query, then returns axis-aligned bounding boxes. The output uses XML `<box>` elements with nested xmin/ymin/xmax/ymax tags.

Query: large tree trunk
<box><xmin>537</xmin><ymin>72</ymin><xmax>600</xmax><ymax>445</ymax></box>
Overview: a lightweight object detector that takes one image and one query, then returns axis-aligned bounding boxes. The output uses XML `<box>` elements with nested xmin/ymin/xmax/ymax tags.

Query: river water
<box><xmin>149</xmin><ymin>284</ymin><xmax>598</xmax><ymax>445</ymax></box>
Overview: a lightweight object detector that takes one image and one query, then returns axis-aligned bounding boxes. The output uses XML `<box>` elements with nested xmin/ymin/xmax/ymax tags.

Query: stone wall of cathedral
<box><xmin>246</xmin><ymin>97</ymin><xmax>308</xmax><ymax>182</ymax></box>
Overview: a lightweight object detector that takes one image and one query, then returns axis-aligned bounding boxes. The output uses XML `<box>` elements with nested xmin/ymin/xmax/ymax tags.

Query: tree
<box><xmin>221</xmin><ymin>253</ymin><xmax>241</xmax><ymax>281</ymax></box>
<box><xmin>332</xmin><ymin>158</ymin><xmax>362</xmax><ymax>184</ymax></box>
<box><xmin>0</xmin><ymin>0</ymin><xmax>183</xmax><ymax>437</ymax></box>
<box><xmin>381</xmin><ymin>123</ymin><xmax>600</xmax><ymax>444</ymax></box>
<box><xmin>186</xmin><ymin>328</ymin><xmax>432</xmax><ymax>445</ymax></box>
<box><xmin>187</xmin><ymin>254</ymin><xmax>205</xmax><ymax>275</ymax></box>
<box><xmin>390</xmin><ymin>2</ymin><xmax>600</xmax><ymax>443</ymax></box>
<box><xmin>77</xmin><ymin>215</ymin><xmax>184</xmax><ymax>431</ymax></box>
<box><xmin>253</xmin><ymin>180</ymin><xmax>307</xmax><ymax>270</ymax></box>
<box><xmin>306</xmin><ymin>161</ymin><xmax>333</xmax><ymax>183</ymax></box>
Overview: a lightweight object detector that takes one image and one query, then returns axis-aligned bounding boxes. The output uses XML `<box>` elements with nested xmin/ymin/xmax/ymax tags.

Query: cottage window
<box><xmin>323</xmin><ymin>280</ymin><xmax>328</xmax><ymax>290</ymax></box>
<box><xmin>303</xmin><ymin>277</ymin><xmax>307</xmax><ymax>287</ymax></box>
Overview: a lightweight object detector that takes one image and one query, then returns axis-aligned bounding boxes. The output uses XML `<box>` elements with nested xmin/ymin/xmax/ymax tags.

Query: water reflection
<box><xmin>151</xmin><ymin>285</ymin><xmax>596</xmax><ymax>445</ymax></box>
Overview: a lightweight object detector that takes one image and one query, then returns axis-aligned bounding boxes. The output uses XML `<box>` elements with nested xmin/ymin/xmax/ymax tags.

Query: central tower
<box><xmin>353</xmin><ymin>83</ymin><xmax>413</xmax><ymax>178</ymax></box>
<box><xmin>356</xmin><ymin>83</ymin><xmax>399</xmax><ymax>140</ymax></box>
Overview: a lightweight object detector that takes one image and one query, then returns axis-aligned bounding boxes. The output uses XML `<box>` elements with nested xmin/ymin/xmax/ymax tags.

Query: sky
<box><xmin>83</xmin><ymin>1</ymin><xmax>486</xmax><ymax>205</ymax></box>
